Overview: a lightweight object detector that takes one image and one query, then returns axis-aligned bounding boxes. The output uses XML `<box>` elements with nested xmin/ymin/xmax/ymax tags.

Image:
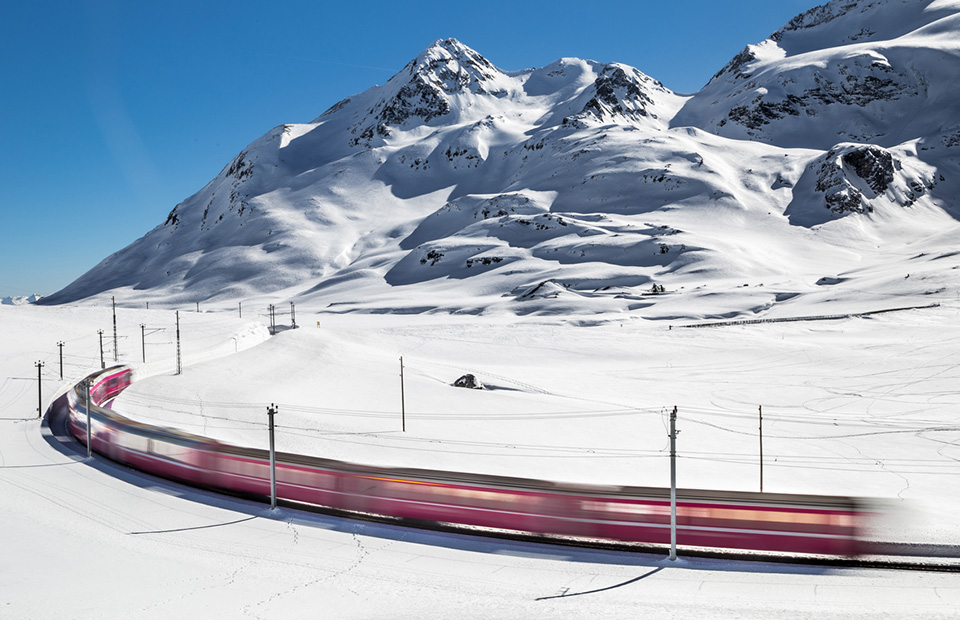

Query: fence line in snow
<box><xmin>679</xmin><ymin>303</ymin><xmax>941</xmax><ymax>329</ymax></box>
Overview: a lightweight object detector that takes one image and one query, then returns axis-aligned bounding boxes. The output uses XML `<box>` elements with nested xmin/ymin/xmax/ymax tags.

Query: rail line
<box><xmin>49</xmin><ymin>366</ymin><xmax>960</xmax><ymax>572</ymax></box>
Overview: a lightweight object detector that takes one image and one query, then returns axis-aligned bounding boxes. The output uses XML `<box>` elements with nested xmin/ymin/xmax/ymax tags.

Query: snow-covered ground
<box><xmin>7</xmin><ymin>3</ymin><xmax>960</xmax><ymax>615</ymax></box>
<box><xmin>2</xmin><ymin>301</ymin><xmax>959</xmax><ymax>618</ymax></box>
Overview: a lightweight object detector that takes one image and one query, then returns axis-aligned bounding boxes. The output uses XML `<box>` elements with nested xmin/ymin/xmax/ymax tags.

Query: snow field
<box><xmin>3</xmin><ymin>303</ymin><xmax>960</xmax><ymax>617</ymax></box>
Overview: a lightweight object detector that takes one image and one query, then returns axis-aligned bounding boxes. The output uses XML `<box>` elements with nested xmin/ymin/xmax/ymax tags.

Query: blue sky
<box><xmin>0</xmin><ymin>0</ymin><xmax>819</xmax><ymax>297</ymax></box>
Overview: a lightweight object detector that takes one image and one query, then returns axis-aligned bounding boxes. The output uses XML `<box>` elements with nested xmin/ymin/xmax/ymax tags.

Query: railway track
<box><xmin>46</xmin><ymin>367</ymin><xmax>960</xmax><ymax>573</ymax></box>
<box><xmin>269</xmin><ymin>496</ymin><xmax>960</xmax><ymax>573</ymax></box>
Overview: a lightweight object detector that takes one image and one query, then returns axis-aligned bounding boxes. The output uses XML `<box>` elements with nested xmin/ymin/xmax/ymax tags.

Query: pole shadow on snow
<box><xmin>535</xmin><ymin>566</ymin><xmax>665</xmax><ymax>600</ymax></box>
<box><xmin>126</xmin><ymin>516</ymin><xmax>258</xmax><ymax>536</ymax></box>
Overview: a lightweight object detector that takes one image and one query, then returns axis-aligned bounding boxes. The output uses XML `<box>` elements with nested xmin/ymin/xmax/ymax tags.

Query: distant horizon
<box><xmin>1</xmin><ymin>0</ymin><xmax>820</xmax><ymax>297</ymax></box>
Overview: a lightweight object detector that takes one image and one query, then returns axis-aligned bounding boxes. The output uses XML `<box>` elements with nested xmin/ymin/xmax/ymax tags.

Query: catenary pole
<box><xmin>175</xmin><ymin>311</ymin><xmax>182</xmax><ymax>375</ymax></box>
<box><xmin>112</xmin><ymin>296</ymin><xmax>118</xmax><ymax>362</ymax></box>
<box><xmin>57</xmin><ymin>341</ymin><xmax>64</xmax><ymax>380</ymax></box>
<box><xmin>669</xmin><ymin>405</ymin><xmax>678</xmax><ymax>561</ymax></box>
<box><xmin>97</xmin><ymin>330</ymin><xmax>104</xmax><ymax>369</ymax></box>
<box><xmin>85</xmin><ymin>379</ymin><xmax>93</xmax><ymax>458</ymax></box>
<box><xmin>267</xmin><ymin>404</ymin><xmax>278</xmax><ymax>509</ymax></box>
<box><xmin>35</xmin><ymin>361</ymin><xmax>44</xmax><ymax>418</ymax></box>
<box><xmin>759</xmin><ymin>405</ymin><xmax>764</xmax><ymax>493</ymax></box>
<box><xmin>400</xmin><ymin>356</ymin><xmax>406</xmax><ymax>432</ymax></box>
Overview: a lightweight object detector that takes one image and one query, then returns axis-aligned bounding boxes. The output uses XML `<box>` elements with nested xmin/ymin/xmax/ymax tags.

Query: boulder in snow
<box><xmin>453</xmin><ymin>374</ymin><xmax>484</xmax><ymax>389</ymax></box>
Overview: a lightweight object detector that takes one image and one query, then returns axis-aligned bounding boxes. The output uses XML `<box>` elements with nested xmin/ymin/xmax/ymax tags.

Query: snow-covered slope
<box><xmin>42</xmin><ymin>9</ymin><xmax>960</xmax><ymax>319</ymax></box>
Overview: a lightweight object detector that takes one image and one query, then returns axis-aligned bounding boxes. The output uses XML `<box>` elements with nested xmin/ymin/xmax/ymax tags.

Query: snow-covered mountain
<box><xmin>1</xmin><ymin>294</ymin><xmax>42</xmax><ymax>306</ymax></box>
<box><xmin>42</xmin><ymin>0</ymin><xmax>960</xmax><ymax>320</ymax></box>
<box><xmin>674</xmin><ymin>0</ymin><xmax>960</xmax><ymax>149</ymax></box>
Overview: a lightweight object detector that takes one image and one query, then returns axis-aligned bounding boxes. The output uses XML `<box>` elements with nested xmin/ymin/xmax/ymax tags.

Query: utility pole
<box><xmin>267</xmin><ymin>404</ymin><xmax>278</xmax><ymax>510</ymax></box>
<box><xmin>84</xmin><ymin>379</ymin><xmax>93</xmax><ymax>458</ymax></box>
<box><xmin>112</xmin><ymin>296</ymin><xmax>118</xmax><ymax>362</ymax></box>
<box><xmin>57</xmin><ymin>341</ymin><xmax>64</xmax><ymax>380</ymax></box>
<box><xmin>759</xmin><ymin>405</ymin><xmax>764</xmax><ymax>493</ymax></box>
<box><xmin>97</xmin><ymin>330</ymin><xmax>105</xmax><ymax>369</ymax></box>
<box><xmin>290</xmin><ymin>302</ymin><xmax>296</xmax><ymax>329</ymax></box>
<box><xmin>175</xmin><ymin>311</ymin><xmax>182</xmax><ymax>375</ymax></box>
<box><xmin>669</xmin><ymin>405</ymin><xmax>678</xmax><ymax>561</ymax></box>
<box><xmin>400</xmin><ymin>356</ymin><xmax>406</xmax><ymax>432</ymax></box>
<box><xmin>140</xmin><ymin>324</ymin><xmax>146</xmax><ymax>363</ymax></box>
<box><xmin>35</xmin><ymin>361</ymin><xmax>44</xmax><ymax>419</ymax></box>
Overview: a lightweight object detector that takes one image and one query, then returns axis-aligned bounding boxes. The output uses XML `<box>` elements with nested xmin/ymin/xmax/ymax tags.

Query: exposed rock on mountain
<box><xmin>786</xmin><ymin>142</ymin><xmax>942</xmax><ymax>226</ymax></box>
<box><xmin>564</xmin><ymin>64</ymin><xmax>669</xmax><ymax>126</ymax></box>
<box><xmin>346</xmin><ymin>38</ymin><xmax>505</xmax><ymax>146</ymax></box>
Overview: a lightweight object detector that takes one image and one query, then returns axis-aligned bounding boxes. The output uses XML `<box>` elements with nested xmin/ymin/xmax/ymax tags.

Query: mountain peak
<box><xmin>407</xmin><ymin>38</ymin><xmax>500</xmax><ymax>93</ymax></box>
<box><xmin>415</xmin><ymin>38</ymin><xmax>484</xmax><ymax>64</ymax></box>
<box><xmin>340</xmin><ymin>38</ymin><xmax>510</xmax><ymax>146</ymax></box>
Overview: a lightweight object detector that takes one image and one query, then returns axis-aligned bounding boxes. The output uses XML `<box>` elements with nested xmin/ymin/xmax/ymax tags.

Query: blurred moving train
<box><xmin>66</xmin><ymin>366</ymin><xmax>869</xmax><ymax>556</ymax></box>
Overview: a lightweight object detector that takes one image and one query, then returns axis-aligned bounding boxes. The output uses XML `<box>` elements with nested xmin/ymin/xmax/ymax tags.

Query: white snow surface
<box><xmin>3</xmin><ymin>299</ymin><xmax>960</xmax><ymax>617</ymax></box>
<box><xmin>9</xmin><ymin>2</ymin><xmax>960</xmax><ymax>615</ymax></box>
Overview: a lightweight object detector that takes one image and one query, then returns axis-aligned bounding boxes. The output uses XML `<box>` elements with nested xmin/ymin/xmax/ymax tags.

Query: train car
<box><xmin>67</xmin><ymin>366</ymin><xmax>220</xmax><ymax>486</ymax></box>
<box><xmin>66</xmin><ymin>368</ymin><xmax>867</xmax><ymax>557</ymax></box>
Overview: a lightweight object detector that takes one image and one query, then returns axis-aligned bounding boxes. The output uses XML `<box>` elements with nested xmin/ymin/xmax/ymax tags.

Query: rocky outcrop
<box><xmin>786</xmin><ymin>143</ymin><xmax>942</xmax><ymax>226</ymax></box>
<box><xmin>453</xmin><ymin>374</ymin><xmax>484</xmax><ymax>389</ymax></box>
<box><xmin>563</xmin><ymin>64</ymin><xmax>671</xmax><ymax>128</ymax></box>
<box><xmin>708</xmin><ymin>46</ymin><xmax>758</xmax><ymax>83</ymax></box>
<box><xmin>580</xmin><ymin>65</ymin><xmax>656</xmax><ymax>121</ymax></box>
<box><xmin>717</xmin><ymin>54</ymin><xmax>917</xmax><ymax>136</ymax></box>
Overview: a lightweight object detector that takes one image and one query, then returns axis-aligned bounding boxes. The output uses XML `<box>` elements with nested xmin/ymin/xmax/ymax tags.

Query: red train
<box><xmin>66</xmin><ymin>366</ymin><xmax>867</xmax><ymax>556</ymax></box>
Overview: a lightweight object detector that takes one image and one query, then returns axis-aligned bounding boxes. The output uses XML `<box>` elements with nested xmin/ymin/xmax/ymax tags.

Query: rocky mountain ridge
<box><xmin>676</xmin><ymin>0</ymin><xmax>960</xmax><ymax>149</ymax></box>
